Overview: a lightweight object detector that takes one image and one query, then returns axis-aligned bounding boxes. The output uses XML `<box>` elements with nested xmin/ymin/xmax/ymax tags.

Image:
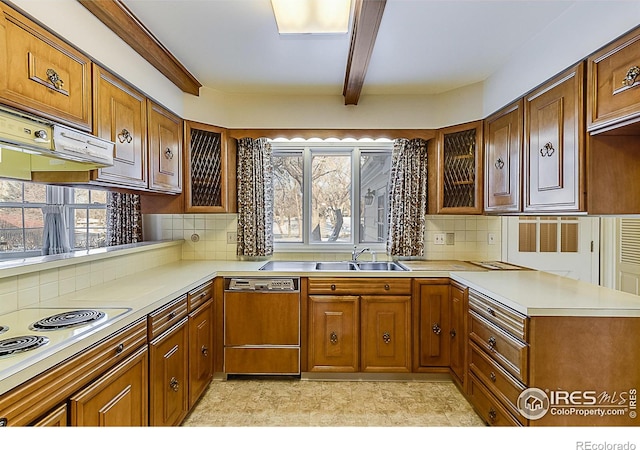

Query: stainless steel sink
<box><xmin>356</xmin><ymin>261</ymin><xmax>408</xmax><ymax>271</ymax></box>
<box><xmin>315</xmin><ymin>261</ymin><xmax>358</xmax><ymax>271</ymax></box>
<box><xmin>259</xmin><ymin>261</ymin><xmax>316</xmax><ymax>271</ymax></box>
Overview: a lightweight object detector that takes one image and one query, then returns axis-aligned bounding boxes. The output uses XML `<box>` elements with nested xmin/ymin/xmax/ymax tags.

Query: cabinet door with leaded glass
<box><xmin>184</xmin><ymin>121</ymin><xmax>234</xmax><ymax>213</ymax></box>
<box><xmin>436</xmin><ymin>121</ymin><xmax>483</xmax><ymax>214</ymax></box>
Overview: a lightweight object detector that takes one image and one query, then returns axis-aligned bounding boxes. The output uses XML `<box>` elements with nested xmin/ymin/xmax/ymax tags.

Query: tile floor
<box><xmin>182</xmin><ymin>377</ymin><xmax>486</xmax><ymax>427</ymax></box>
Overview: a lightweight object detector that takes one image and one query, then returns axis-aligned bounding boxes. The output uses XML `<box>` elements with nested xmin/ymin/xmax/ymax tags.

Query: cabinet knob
<box><xmin>488</xmin><ymin>336</ymin><xmax>497</xmax><ymax>351</ymax></box>
<box><xmin>540</xmin><ymin>142</ymin><xmax>555</xmax><ymax>157</ymax></box>
<box><xmin>432</xmin><ymin>323</ymin><xmax>441</xmax><ymax>335</ymax></box>
<box><xmin>114</xmin><ymin>343</ymin><xmax>125</xmax><ymax>355</ymax></box>
<box><xmin>0</xmin><ymin>418</ymin><xmax>7</xmax><ymax>427</ymax></box>
<box><xmin>117</xmin><ymin>129</ymin><xmax>133</xmax><ymax>144</ymax></box>
<box><xmin>450</xmin><ymin>329</ymin><xmax>456</xmax><ymax>338</ymax></box>
<box><xmin>487</xmin><ymin>307</ymin><xmax>495</xmax><ymax>316</ymax></box>
<box><xmin>201</xmin><ymin>345</ymin><xmax>209</xmax><ymax>357</ymax></box>
<box><xmin>494</xmin><ymin>157</ymin><xmax>504</xmax><ymax>170</ymax></box>
<box><xmin>384</xmin><ymin>284</ymin><xmax>390</xmax><ymax>290</ymax></box>
<box><xmin>330</xmin><ymin>284</ymin><xmax>336</xmax><ymax>291</ymax></box>
<box><xmin>382</xmin><ymin>332</ymin><xmax>391</xmax><ymax>344</ymax></box>
<box><xmin>46</xmin><ymin>68</ymin><xmax>64</xmax><ymax>90</ymax></box>
<box><xmin>169</xmin><ymin>377</ymin><xmax>180</xmax><ymax>392</ymax></box>
<box><xmin>622</xmin><ymin>66</ymin><xmax>640</xmax><ymax>87</ymax></box>
<box><xmin>490</xmin><ymin>371</ymin><xmax>497</xmax><ymax>382</ymax></box>
<box><xmin>164</xmin><ymin>147</ymin><xmax>174</xmax><ymax>160</ymax></box>
<box><xmin>329</xmin><ymin>331</ymin><xmax>338</xmax><ymax>344</ymax></box>
<box><xmin>488</xmin><ymin>408</ymin><xmax>497</xmax><ymax>423</ymax></box>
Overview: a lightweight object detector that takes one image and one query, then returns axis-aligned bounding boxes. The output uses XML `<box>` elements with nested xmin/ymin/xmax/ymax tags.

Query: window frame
<box><xmin>270</xmin><ymin>140</ymin><xmax>393</xmax><ymax>253</ymax></box>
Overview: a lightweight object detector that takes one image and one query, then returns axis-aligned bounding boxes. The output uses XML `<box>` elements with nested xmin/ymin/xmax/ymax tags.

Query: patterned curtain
<box><xmin>106</xmin><ymin>192</ymin><xmax>142</xmax><ymax>246</ymax></box>
<box><xmin>41</xmin><ymin>205</ymin><xmax>71</xmax><ymax>255</ymax></box>
<box><xmin>386</xmin><ymin>138</ymin><xmax>428</xmax><ymax>257</ymax></box>
<box><xmin>236</xmin><ymin>137</ymin><xmax>274</xmax><ymax>257</ymax></box>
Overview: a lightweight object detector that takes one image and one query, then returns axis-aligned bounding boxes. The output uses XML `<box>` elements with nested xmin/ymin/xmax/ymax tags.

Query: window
<box><xmin>0</xmin><ymin>180</ymin><xmax>107</xmax><ymax>259</ymax></box>
<box><xmin>271</xmin><ymin>140</ymin><xmax>392</xmax><ymax>249</ymax></box>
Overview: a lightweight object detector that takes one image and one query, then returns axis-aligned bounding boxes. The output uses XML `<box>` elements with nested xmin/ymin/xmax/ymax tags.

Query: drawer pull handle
<box><xmin>201</xmin><ymin>345</ymin><xmax>209</xmax><ymax>357</ymax></box>
<box><xmin>330</xmin><ymin>331</ymin><xmax>338</xmax><ymax>344</ymax></box>
<box><xmin>488</xmin><ymin>336</ymin><xmax>497</xmax><ymax>351</ymax></box>
<box><xmin>46</xmin><ymin>68</ymin><xmax>64</xmax><ymax>90</ymax></box>
<box><xmin>384</xmin><ymin>284</ymin><xmax>390</xmax><ymax>290</ymax></box>
<box><xmin>382</xmin><ymin>332</ymin><xmax>391</xmax><ymax>344</ymax></box>
<box><xmin>488</xmin><ymin>408</ymin><xmax>497</xmax><ymax>423</ymax></box>
<box><xmin>622</xmin><ymin>66</ymin><xmax>640</xmax><ymax>87</ymax></box>
<box><xmin>117</xmin><ymin>129</ymin><xmax>133</xmax><ymax>144</ymax></box>
<box><xmin>169</xmin><ymin>377</ymin><xmax>180</xmax><ymax>392</ymax></box>
<box><xmin>450</xmin><ymin>329</ymin><xmax>456</xmax><ymax>338</ymax></box>
<box><xmin>494</xmin><ymin>157</ymin><xmax>504</xmax><ymax>170</ymax></box>
<box><xmin>432</xmin><ymin>323</ymin><xmax>441</xmax><ymax>335</ymax></box>
<box><xmin>330</xmin><ymin>284</ymin><xmax>336</xmax><ymax>291</ymax></box>
<box><xmin>540</xmin><ymin>142</ymin><xmax>555</xmax><ymax>158</ymax></box>
<box><xmin>115</xmin><ymin>343</ymin><xmax>125</xmax><ymax>355</ymax></box>
<box><xmin>489</xmin><ymin>371</ymin><xmax>497</xmax><ymax>382</ymax></box>
<box><xmin>487</xmin><ymin>307</ymin><xmax>495</xmax><ymax>316</ymax></box>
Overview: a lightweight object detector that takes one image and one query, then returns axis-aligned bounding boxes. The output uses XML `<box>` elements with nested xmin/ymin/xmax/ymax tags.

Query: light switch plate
<box><xmin>227</xmin><ymin>231</ymin><xmax>237</xmax><ymax>244</ymax></box>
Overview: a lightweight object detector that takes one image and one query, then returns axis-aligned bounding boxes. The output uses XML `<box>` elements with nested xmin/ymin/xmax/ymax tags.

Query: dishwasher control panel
<box><xmin>226</xmin><ymin>277</ymin><xmax>298</xmax><ymax>291</ymax></box>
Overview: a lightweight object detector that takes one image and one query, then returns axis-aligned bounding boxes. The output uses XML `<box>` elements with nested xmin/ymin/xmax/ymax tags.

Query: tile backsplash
<box><xmin>145</xmin><ymin>213</ymin><xmax>502</xmax><ymax>262</ymax></box>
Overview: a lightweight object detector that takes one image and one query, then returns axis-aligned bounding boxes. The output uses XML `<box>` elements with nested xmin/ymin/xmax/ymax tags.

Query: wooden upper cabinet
<box><xmin>587</xmin><ymin>26</ymin><xmax>640</xmax><ymax>133</ymax></box>
<box><xmin>147</xmin><ymin>100</ymin><xmax>182</xmax><ymax>193</ymax></box>
<box><xmin>484</xmin><ymin>100</ymin><xmax>523</xmax><ymax>213</ymax></box>
<box><xmin>184</xmin><ymin>121</ymin><xmax>235</xmax><ymax>213</ymax></box>
<box><xmin>435</xmin><ymin>121</ymin><xmax>483</xmax><ymax>214</ymax></box>
<box><xmin>0</xmin><ymin>2</ymin><xmax>91</xmax><ymax>130</ymax></box>
<box><xmin>93</xmin><ymin>65</ymin><xmax>148</xmax><ymax>189</ymax></box>
<box><xmin>524</xmin><ymin>62</ymin><xmax>585</xmax><ymax>213</ymax></box>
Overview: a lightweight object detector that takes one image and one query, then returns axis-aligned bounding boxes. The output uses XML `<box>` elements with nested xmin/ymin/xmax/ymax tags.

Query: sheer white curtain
<box><xmin>41</xmin><ymin>205</ymin><xmax>71</xmax><ymax>255</ymax></box>
<box><xmin>386</xmin><ymin>138</ymin><xmax>428</xmax><ymax>257</ymax></box>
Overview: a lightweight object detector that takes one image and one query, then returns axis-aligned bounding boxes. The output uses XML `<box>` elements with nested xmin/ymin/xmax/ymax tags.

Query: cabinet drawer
<box><xmin>468</xmin><ymin>373</ymin><xmax>522</xmax><ymax>426</ymax></box>
<box><xmin>308</xmin><ymin>278</ymin><xmax>411</xmax><ymax>295</ymax></box>
<box><xmin>469</xmin><ymin>289</ymin><xmax>528</xmax><ymax>341</ymax></box>
<box><xmin>148</xmin><ymin>295</ymin><xmax>188</xmax><ymax>340</ymax></box>
<box><xmin>469</xmin><ymin>310</ymin><xmax>528</xmax><ymax>383</ymax></box>
<box><xmin>469</xmin><ymin>341</ymin><xmax>527</xmax><ymax>425</ymax></box>
<box><xmin>0</xmin><ymin>3</ymin><xmax>91</xmax><ymax>130</ymax></box>
<box><xmin>588</xmin><ymin>27</ymin><xmax>640</xmax><ymax>132</ymax></box>
<box><xmin>224</xmin><ymin>347</ymin><xmax>300</xmax><ymax>375</ymax></box>
<box><xmin>188</xmin><ymin>281</ymin><xmax>212</xmax><ymax>312</ymax></box>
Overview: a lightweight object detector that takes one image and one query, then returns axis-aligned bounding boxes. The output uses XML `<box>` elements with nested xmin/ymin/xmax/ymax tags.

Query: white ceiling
<box><xmin>119</xmin><ymin>0</ymin><xmax>608</xmax><ymax>97</ymax></box>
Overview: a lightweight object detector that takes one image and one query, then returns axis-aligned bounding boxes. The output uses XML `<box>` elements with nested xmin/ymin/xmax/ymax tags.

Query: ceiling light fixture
<box><xmin>271</xmin><ymin>0</ymin><xmax>352</xmax><ymax>34</ymax></box>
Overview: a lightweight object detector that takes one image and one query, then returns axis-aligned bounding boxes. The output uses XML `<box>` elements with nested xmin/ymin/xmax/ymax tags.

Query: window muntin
<box><xmin>0</xmin><ymin>181</ymin><xmax>107</xmax><ymax>258</ymax></box>
<box><xmin>271</xmin><ymin>141</ymin><xmax>392</xmax><ymax>249</ymax></box>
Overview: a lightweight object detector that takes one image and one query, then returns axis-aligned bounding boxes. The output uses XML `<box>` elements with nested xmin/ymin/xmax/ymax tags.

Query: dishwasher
<box><xmin>223</xmin><ymin>277</ymin><xmax>300</xmax><ymax>375</ymax></box>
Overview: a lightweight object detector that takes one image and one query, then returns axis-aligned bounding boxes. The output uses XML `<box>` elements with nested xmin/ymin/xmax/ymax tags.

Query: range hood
<box><xmin>0</xmin><ymin>105</ymin><xmax>114</xmax><ymax>169</ymax></box>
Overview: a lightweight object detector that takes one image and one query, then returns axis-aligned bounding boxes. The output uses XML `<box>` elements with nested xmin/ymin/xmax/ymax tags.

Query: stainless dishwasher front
<box><xmin>223</xmin><ymin>278</ymin><xmax>300</xmax><ymax>375</ymax></box>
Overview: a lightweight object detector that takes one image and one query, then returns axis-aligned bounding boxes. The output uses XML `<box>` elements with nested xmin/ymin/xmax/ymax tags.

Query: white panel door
<box><xmin>504</xmin><ymin>216</ymin><xmax>599</xmax><ymax>283</ymax></box>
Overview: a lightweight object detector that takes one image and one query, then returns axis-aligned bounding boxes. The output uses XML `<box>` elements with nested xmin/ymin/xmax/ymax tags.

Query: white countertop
<box><xmin>450</xmin><ymin>270</ymin><xmax>640</xmax><ymax>317</ymax></box>
<box><xmin>2</xmin><ymin>256</ymin><xmax>640</xmax><ymax>396</ymax></box>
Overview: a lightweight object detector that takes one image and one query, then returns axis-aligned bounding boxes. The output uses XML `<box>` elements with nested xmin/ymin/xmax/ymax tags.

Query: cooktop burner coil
<box><xmin>30</xmin><ymin>309</ymin><xmax>106</xmax><ymax>331</ymax></box>
<box><xmin>0</xmin><ymin>335</ymin><xmax>49</xmax><ymax>357</ymax></box>
<box><xmin>0</xmin><ymin>326</ymin><xmax>8</xmax><ymax>335</ymax></box>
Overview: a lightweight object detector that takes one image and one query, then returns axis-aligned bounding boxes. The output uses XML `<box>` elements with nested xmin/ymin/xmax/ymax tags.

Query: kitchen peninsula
<box><xmin>0</xmin><ymin>241</ymin><xmax>638</xmax><ymax>426</ymax></box>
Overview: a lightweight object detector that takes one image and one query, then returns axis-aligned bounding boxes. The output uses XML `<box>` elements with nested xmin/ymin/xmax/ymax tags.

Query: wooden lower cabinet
<box><xmin>149</xmin><ymin>318</ymin><xmax>189</xmax><ymax>426</ymax></box>
<box><xmin>449</xmin><ymin>281</ymin><xmax>467</xmax><ymax>388</ymax></box>
<box><xmin>70</xmin><ymin>346</ymin><xmax>148</xmax><ymax>426</ymax></box>
<box><xmin>32</xmin><ymin>404</ymin><xmax>68</xmax><ymax>427</ymax></box>
<box><xmin>413</xmin><ymin>280</ymin><xmax>450</xmax><ymax>369</ymax></box>
<box><xmin>308</xmin><ymin>295</ymin><xmax>359</xmax><ymax>372</ymax></box>
<box><xmin>307</xmin><ymin>278</ymin><xmax>411</xmax><ymax>373</ymax></box>
<box><xmin>361</xmin><ymin>295</ymin><xmax>411</xmax><ymax>372</ymax></box>
<box><xmin>188</xmin><ymin>300</ymin><xmax>214</xmax><ymax>408</ymax></box>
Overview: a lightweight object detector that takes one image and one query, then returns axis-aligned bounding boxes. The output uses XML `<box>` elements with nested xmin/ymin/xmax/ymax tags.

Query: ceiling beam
<box><xmin>343</xmin><ymin>0</ymin><xmax>386</xmax><ymax>105</ymax></box>
<box><xmin>77</xmin><ymin>0</ymin><xmax>202</xmax><ymax>96</ymax></box>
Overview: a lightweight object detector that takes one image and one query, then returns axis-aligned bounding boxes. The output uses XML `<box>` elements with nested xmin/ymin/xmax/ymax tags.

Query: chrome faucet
<box><xmin>351</xmin><ymin>246</ymin><xmax>370</xmax><ymax>262</ymax></box>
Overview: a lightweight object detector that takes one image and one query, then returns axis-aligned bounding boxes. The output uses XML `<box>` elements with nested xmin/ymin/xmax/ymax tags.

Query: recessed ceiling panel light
<box><xmin>271</xmin><ymin>0</ymin><xmax>352</xmax><ymax>34</ymax></box>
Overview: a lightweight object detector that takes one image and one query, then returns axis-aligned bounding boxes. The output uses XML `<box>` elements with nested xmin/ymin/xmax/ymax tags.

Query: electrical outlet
<box><xmin>488</xmin><ymin>233</ymin><xmax>496</xmax><ymax>245</ymax></box>
<box><xmin>227</xmin><ymin>231</ymin><xmax>237</xmax><ymax>244</ymax></box>
<box><xmin>446</xmin><ymin>232</ymin><xmax>455</xmax><ymax>245</ymax></box>
<box><xmin>434</xmin><ymin>233</ymin><xmax>445</xmax><ymax>245</ymax></box>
